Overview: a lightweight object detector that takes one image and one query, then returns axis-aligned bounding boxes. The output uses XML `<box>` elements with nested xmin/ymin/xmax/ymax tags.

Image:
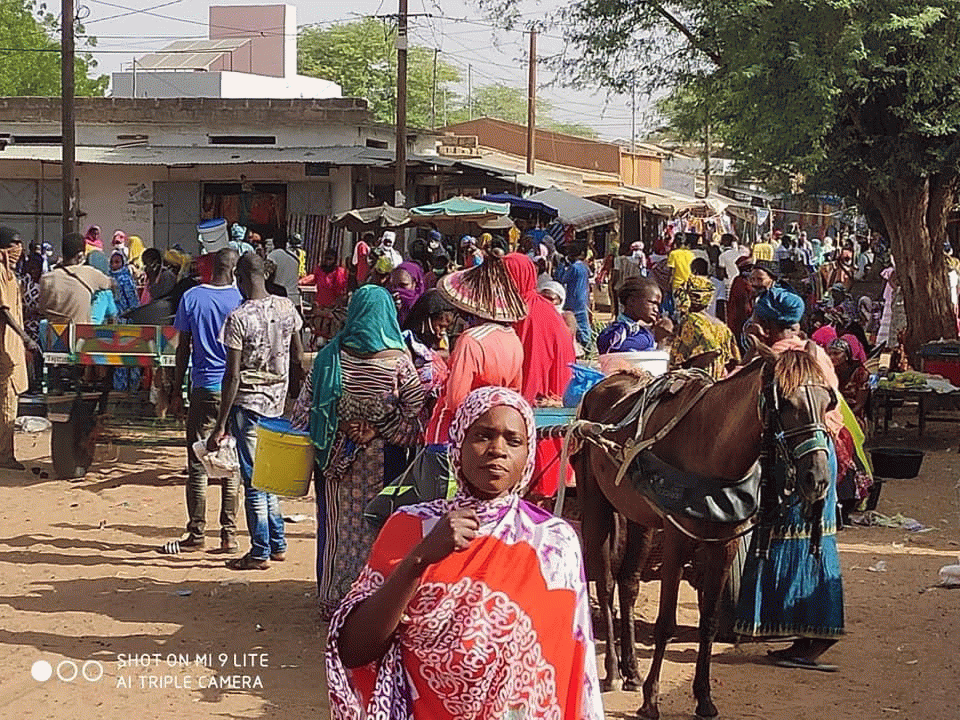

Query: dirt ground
<box><xmin>0</xmin><ymin>408</ymin><xmax>957</xmax><ymax>720</ymax></box>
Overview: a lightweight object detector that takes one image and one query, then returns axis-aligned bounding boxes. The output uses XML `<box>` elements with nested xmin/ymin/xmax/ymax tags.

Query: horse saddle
<box><xmin>628</xmin><ymin>451</ymin><xmax>760</xmax><ymax>525</ymax></box>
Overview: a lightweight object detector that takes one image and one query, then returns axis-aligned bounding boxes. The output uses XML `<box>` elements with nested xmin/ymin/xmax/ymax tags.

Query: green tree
<box><xmin>298</xmin><ymin>18</ymin><xmax>461</xmax><ymax>129</ymax></box>
<box><xmin>486</xmin><ymin>0</ymin><xmax>960</xmax><ymax>350</ymax></box>
<box><xmin>450</xmin><ymin>82</ymin><xmax>598</xmax><ymax>138</ymax></box>
<box><xmin>0</xmin><ymin>0</ymin><xmax>106</xmax><ymax>96</ymax></box>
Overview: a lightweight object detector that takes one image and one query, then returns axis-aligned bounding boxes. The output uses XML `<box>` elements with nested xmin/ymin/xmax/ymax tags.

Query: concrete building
<box><xmin>0</xmin><ymin>97</ymin><xmax>436</xmax><ymax>254</ymax></box>
<box><xmin>111</xmin><ymin>5</ymin><xmax>340</xmax><ymax>100</ymax></box>
<box><xmin>0</xmin><ymin>4</ymin><xmax>441</xmax><ymax>259</ymax></box>
<box><xmin>439</xmin><ymin>118</ymin><xmax>664</xmax><ymax>188</ymax></box>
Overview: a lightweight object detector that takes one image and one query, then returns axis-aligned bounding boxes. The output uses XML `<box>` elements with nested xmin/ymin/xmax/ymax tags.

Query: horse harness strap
<box><xmin>613</xmin><ymin>374</ymin><xmax>715</xmax><ymax>487</ymax></box>
<box><xmin>552</xmin><ymin>369</ymin><xmax>714</xmax><ymax>515</ymax></box>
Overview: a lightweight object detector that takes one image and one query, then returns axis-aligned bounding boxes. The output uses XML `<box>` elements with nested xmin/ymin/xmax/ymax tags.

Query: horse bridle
<box><xmin>758</xmin><ymin>364</ymin><xmax>835</xmax><ymax>556</ymax></box>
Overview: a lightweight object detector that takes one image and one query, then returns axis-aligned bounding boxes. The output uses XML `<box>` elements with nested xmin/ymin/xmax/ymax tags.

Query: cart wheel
<box><xmin>715</xmin><ymin>529</ymin><xmax>751</xmax><ymax>643</ymax></box>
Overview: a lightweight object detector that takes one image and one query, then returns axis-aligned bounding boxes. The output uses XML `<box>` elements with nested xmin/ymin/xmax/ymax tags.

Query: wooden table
<box><xmin>872</xmin><ymin>386</ymin><xmax>960</xmax><ymax>436</ymax></box>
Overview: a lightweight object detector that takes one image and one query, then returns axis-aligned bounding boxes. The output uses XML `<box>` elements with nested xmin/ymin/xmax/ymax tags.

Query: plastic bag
<box><xmin>563</xmin><ymin>363</ymin><xmax>605</xmax><ymax>408</ymax></box>
<box><xmin>939</xmin><ymin>558</ymin><xmax>960</xmax><ymax>587</ymax></box>
<box><xmin>192</xmin><ymin>436</ymin><xmax>239</xmax><ymax>479</ymax></box>
<box><xmin>364</xmin><ymin>445</ymin><xmax>456</xmax><ymax>531</ymax></box>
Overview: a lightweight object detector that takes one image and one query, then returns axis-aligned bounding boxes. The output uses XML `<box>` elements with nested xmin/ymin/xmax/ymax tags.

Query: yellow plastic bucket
<box><xmin>252</xmin><ymin>418</ymin><xmax>315</xmax><ymax>497</ymax></box>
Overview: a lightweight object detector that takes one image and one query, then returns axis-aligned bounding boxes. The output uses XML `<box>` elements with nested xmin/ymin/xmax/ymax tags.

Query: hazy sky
<box><xmin>78</xmin><ymin>0</ymin><xmax>644</xmax><ymax>140</ymax></box>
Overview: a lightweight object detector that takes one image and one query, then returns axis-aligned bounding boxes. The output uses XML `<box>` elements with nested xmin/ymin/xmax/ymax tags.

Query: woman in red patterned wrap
<box><xmin>326</xmin><ymin>385</ymin><xmax>603</xmax><ymax>720</ymax></box>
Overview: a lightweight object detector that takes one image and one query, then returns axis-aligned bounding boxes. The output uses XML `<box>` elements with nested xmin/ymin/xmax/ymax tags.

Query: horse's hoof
<box><xmin>637</xmin><ymin>704</ymin><xmax>659</xmax><ymax>720</ymax></box>
<box><xmin>601</xmin><ymin>676</ymin><xmax>622</xmax><ymax>693</ymax></box>
<box><xmin>695</xmin><ymin>699</ymin><xmax>719</xmax><ymax>718</ymax></box>
<box><xmin>623</xmin><ymin>677</ymin><xmax>641</xmax><ymax>692</ymax></box>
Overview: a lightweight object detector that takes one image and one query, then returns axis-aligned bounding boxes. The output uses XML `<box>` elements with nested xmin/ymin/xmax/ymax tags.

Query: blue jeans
<box><xmin>229</xmin><ymin>405</ymin><xmax>286</xmax><ymax>561</ymax></box>
<box><xmin>571</xmin><ymin>309</ymin><xmax>591</xmax><ymax>349</ymax></box>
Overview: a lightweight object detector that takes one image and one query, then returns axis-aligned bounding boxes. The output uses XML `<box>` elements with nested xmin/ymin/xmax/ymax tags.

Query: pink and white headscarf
<box><xmin>448</xmin><ymin>385</ymin><xmax>537</xmax><ymax>497</ymax></box>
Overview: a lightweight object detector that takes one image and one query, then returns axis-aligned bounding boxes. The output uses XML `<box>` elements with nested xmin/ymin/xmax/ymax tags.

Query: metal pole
<box><xmin>61</xmin><ymin>0</ymin><xmax>76</xmax><ymax>237</ymax></box>
<box><xmin>468</xmin><ymin>63</ymin><xmax>472</xmax><ymax>120</ymax></box>
<box><xmin>526</xmin><ymin>29</ymin><xmax>537</xmax><ymax>175</ymax></box>
<box><xmin>431</xmin><ymin>47</ymin><xmax>438</xmax><ymax>130</ymax></box>
<box><xmin>394</xmin><ymin>0</ymin><xmax>408</xmax><ymax>207</ymax></box>
<box><xmin>132</xmin><ymin>57</ymin><xmax>136</xmax><ymax>97</ymax></box>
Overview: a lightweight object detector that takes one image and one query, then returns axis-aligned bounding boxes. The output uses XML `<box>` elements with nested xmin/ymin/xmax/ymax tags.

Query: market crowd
<box><xmin>2</xmin><ymin>215</ymin><xmax>959</xmax><ymax>718</ymax></box>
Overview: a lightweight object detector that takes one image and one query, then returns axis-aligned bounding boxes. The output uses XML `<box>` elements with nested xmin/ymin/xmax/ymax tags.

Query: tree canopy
<box><xmin>298</xmin><ymin>18</ymin><xmax>461</xmax><ymax>129</ymax></box>
<box><xmin>0</xmin><ymin>0</ymin><xmax>106</xmax><ymax>96</ymax></box>
<box><xmin>450</xmin><ymin>82</ymin><xmax>598</xmax><ymax>138</ymax></box>
<box><xmin>481</xmin><ymin>0</ymin><xmax>960</xmax><ymax>349</ymax></box>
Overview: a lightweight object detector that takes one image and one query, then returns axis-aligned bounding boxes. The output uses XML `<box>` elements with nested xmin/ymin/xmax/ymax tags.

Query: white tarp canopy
<box><xmin>528</xmin><ymin>188</ymin><xmax>617</xmax><ymax>230</ymax></box>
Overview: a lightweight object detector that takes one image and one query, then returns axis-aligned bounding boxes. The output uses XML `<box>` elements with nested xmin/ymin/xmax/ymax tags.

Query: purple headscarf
<box><xmin>393</xmin><ymin>261</ymin><xmax>426</xmax><ymax>325</ymax></box>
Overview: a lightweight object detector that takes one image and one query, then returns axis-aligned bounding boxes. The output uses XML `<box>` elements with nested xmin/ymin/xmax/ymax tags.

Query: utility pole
<box><xmin>630</xmin><ymin>78</ymin><xmax>636</xmax><ymax>155</ymax></box>
<box><xmin>467</xmin><ymin>63</ymin><xmax>473</xmax><ymax>120</ymax></box>
<box><xmin>525</xmin><ymin>29</ymin><xmax>537</xmax><ymax>175</ymax></box>
<box><xmin>430</xmin><ymin>47</ymin><xmax>438</xmax><ymax>130</ymax></box>
<box><xmin>132</xmin><ymin>57</ymin><xmax>137</xmax><ymax>97</ymax></box>
<box><xmin>61</xmin><ymin>0</ymin><xmax>76</xmax><ymax>236</ymax></box>
<box><xmin>394</xmin><ymin>0</ymin><xmax>408</xmax><ymax>207</ymax></box>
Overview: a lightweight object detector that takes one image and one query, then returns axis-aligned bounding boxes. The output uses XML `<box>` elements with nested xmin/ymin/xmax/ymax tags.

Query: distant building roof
<box><xmin>134</xmin><ymin>39</ymin><xmax>251</xmax><ymax>71</ymax></box>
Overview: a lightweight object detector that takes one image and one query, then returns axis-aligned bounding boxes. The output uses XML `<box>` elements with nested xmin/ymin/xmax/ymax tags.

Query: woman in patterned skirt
<box><xmin>292</xmin><ymin>285</ymin><xmax>425</xmax><ymax>619</ymax></box>
<box><xmin>327</xmin><ymin>386</ymin><xmax>604</xmax><ymax>720</ymax></box>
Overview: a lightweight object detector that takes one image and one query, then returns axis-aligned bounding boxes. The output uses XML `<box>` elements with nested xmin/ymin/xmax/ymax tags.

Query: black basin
<box><xmin>869</xmin><ymin>447</ymin><xmax>925</xmax><ymax>479</ymax></box>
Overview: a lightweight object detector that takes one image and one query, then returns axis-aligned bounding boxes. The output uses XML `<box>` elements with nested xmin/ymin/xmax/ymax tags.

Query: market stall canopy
<box><xmin>628</xmin><ymin>186</ymin><xmax>730</xmax><ymax>217</ymax></box>
<box><xmin>477</xmin><ymin>192</ymin><xmax>559</xmax><ymax>221</ymax></box>
<box><xmin>409</xmin><ymin>195</ymin><xmax>512</xmax><ymax>235</ymax></box>
<box><xmin>478</xmin><ymin>215</ymin><xmax>517</xmax><ymax>231</ymax></box>
<box><xmin>528</xmin><ymin>187</ymin><xmax>617</xmax><ymax>230</ymax></box>
<box><xmin>331</xmin><ymin>203</ymin><xmax>410</xmax><ymax>233</ymax></box>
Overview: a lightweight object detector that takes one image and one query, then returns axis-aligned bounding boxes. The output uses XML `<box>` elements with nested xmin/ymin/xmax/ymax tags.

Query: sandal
<box><xmin>226</xmin><ymin>553</ymin><xmax>270</xmax><ymax>571</ymax></box>
<box><xmin>770</xmin><ymin>656</ymin><xmax>838</xmax><ymax>672</ymax></box>
<box><xmin>159</xmin><ymin>536</ymin><xmax>205</xmax><ymax>555</ymax></box>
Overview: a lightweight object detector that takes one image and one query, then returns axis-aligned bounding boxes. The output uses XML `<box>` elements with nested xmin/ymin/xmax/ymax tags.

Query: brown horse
<box><xmin>574</xmin><ymin>343</ymin><xmax>835</xmax><ymax>719</ymax></box>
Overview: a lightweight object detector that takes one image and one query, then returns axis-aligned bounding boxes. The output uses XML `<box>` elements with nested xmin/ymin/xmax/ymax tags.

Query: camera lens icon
<box><xmin>31</xmin><ymin>660</ymin><xmax>53</xmax><ymax>682</ymax></box>
<box><xmin>31</xmin><ymin>659</ymin><xmax>103</xmax><ymax>683</ymax></box>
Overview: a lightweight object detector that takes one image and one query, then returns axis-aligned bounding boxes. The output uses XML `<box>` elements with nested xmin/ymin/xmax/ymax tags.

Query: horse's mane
<box><xmin>773</xmin><ymin>348</ymin><xmax>828</xmax><ymax>396</ymax></box>
<box><xmin>714</xmin><ymin>347</ymin><xmax>828</xmax><ymax>396</ymax></box>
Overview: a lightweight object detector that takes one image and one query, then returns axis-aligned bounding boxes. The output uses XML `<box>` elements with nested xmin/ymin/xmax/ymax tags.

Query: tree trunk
<box><xmin>870</xmin><ymin>177</ymin><xmax>959</xmax><ymax>358</ymax></box>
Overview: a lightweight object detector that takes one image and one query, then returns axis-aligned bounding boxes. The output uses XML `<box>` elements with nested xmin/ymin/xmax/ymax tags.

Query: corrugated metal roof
<box><xmin>135</xmin><ymin>39</ymin><xmax>251</xmax><ymax>71</ymax></box>
<box><xmin>0</xmin><ymin>145</ymin><xmax>395</xmax><ymax>166</ymax></box>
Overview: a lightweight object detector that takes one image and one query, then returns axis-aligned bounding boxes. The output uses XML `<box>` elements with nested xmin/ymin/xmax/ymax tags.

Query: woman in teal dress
<box><xmin>291</xmin><ymin>285</ymin><xmax>425</xmax><ymax>619</ymax></box>
<box><xmin>735</xmin><ymin>287</ymin><xmax>845</xmax><ymax>671</ymax></box>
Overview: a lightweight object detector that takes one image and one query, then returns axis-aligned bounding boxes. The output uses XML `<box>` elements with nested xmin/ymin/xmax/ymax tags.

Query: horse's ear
<box><xmin>749</xmin><ymin>333</ymin><xmax>776</xmax><ymax>363</ymax></box>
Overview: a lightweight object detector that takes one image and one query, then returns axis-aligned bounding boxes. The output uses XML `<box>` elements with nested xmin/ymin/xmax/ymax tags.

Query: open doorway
<box><xmin>201</xmin><ymin>181</ymin><xmax>287</xmax><ymax>242</ymax></box>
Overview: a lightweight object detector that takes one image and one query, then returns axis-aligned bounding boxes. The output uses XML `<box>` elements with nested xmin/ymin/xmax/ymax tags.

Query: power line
<box><xmin>84</xmin><ymin>0</ymin><xmax>290</xmax><ymax>35</ymax></box>
<box><xmin>84</xmin><ymin>0</ymin><xmax>182</xmax><ymax>25</ymax></box>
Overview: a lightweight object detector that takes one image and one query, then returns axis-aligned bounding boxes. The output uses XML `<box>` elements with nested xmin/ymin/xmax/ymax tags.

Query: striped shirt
<box><xmin>292</xmin><ymin>350</ymin><xmax>424</xmax><ymax>448</ymax></box>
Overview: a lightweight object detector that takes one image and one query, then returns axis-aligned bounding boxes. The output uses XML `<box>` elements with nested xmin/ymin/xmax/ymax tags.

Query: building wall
<box><xmin>217</xmin><ymin>71</ymin><xmax>341</xmax><ymax>99</ymax></box>
<box><xmin>111</xmin><ymin>72</ymin><xmax>224</xmax><ymax>100</ymax></box>
<box><xmin>209</xmin><ymin>5</ymin><xmax>291</xmax><ymax>78</ymax></box>
<box><xmin>0</xmin><ymin>159</ymin><xmax>349</xmax><ymax>251</ymax></box>
<box><xmin>444</xmin><ymin>118</ymin><xmax>623</xmax><ymax>174</ymax></box>
<box><xmin>620</xmin><ymin>154</ymin><xmax>662</xmax><ymax>188</ymax></box>
<box><xmin>111</xmin><ymin>70</ymin><xmax>341</xmax><ymax>100</ymax></box>
<box><xmin>0</xmin><ymin>98</ymin><xmax>428</xmax><ymax>154</ymax></box>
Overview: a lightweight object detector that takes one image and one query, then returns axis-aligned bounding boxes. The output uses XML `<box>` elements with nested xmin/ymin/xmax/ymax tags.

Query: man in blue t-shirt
<box><xmin>161</xmin><ymin>248</ymin><xmax>243</xmax><ymax>555</ymax></box>
<box><xmin>561</xmin><ymin>243</ymin><xmax>593</xmax><ymax>349</ymax></box>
